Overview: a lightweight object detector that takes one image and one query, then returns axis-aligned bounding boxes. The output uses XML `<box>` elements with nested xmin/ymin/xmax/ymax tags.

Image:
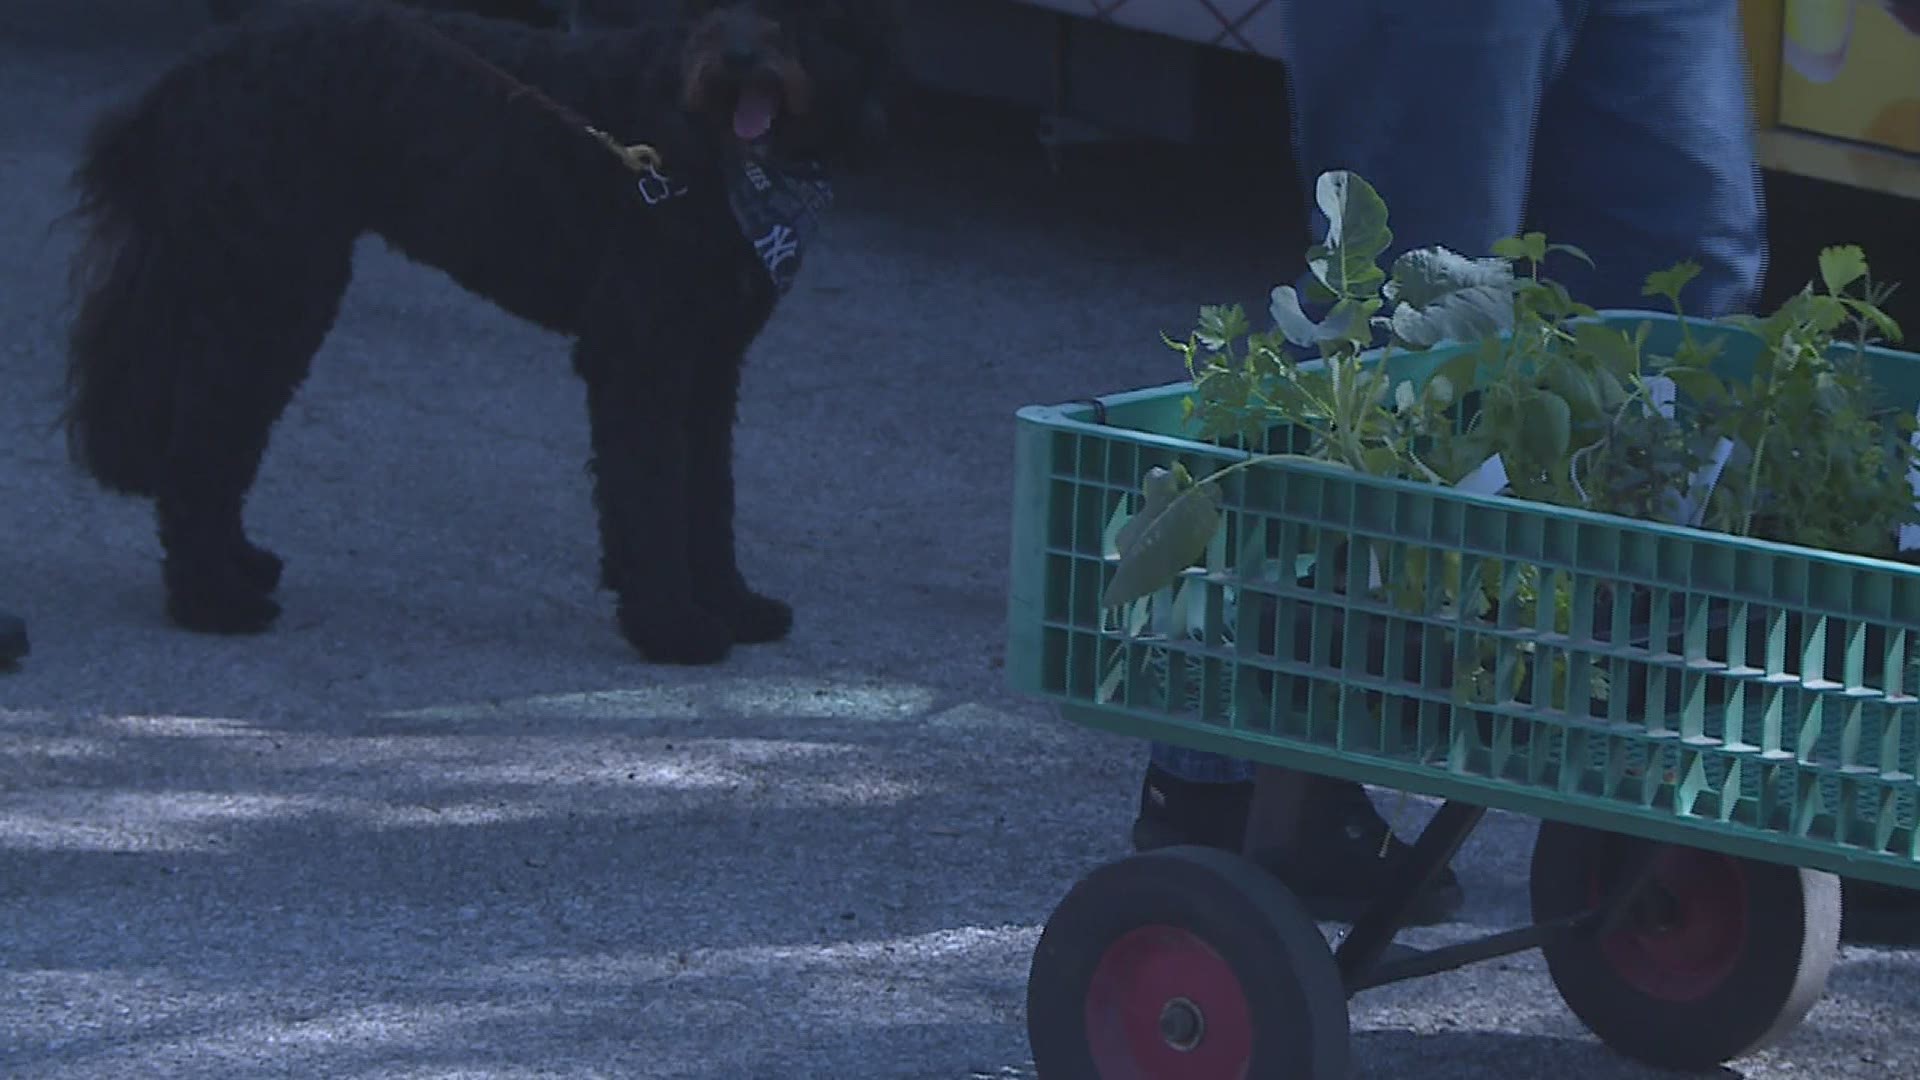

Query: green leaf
<box><xmin>1319</xmin><ymin>297</ymin><xmax>1382</xmax><ymax>347</ymax></box>
<box><xmin>1594</xmin><ymin>368</ymin><xmax>1630</xmax><ymax>409</ymax></box>
<box><xmin>1257</xmin><ymin>376</ymin><xmax>1318</xmax><ymax>424</ymax></box>
<box><xmin>1818</xmin><ymin>244</ymin><xmax>1869</xmax><ymax>296</ymax></box>
<box><xmin>1574</xmin><ymin>322</ymin><xmax>1644</xmax><ymax>379</ymax></box>
<box><xmin>1843</xmin><ymin>297</ymin><xmax>1905</xmax><ymax>343</ymax></box>
<box><xmin>1662</xmin><ymin>365</ymin><xmax>1728</xmax><ymax>408</ymax></box>
<box><xmin>1114</xmin><ymin>465</ymin><xmax>1188</xmax><ymax>556</ymax></box>
<box><xmin>1492</xmin><ymin>232</ymin><xmax>1548</xmax><ymax>263</ymax></box>
<box><xmin>1307</xmin><ymin>171</ymin><xmax>1392</xmax><ymax>300</ymax></box>
<box><xmin>1303</xmin><ymin>276</ymin><xmax>1339</xmax><ymax>307</ymax></box>
<box><xmin>1642</xmin><ymin>261</ymin><xmax>1702</xmax><ymax>304</ymax></box>
<box><xmin>1385</xmin><ymin>247</ymin><xmax>1514</xmax><ymax>307</ymax></box>
<box><xmin>1246</xmin><ymin>330</ymin><xmax>1290</xmax><ymax>363</ymax></box>
<box><xmin>1383</xmin><ymin>247</ymin><xmax>1516</xmax><ymax>348</ymax></box>
<box><xmin>1672</xmin><ymin>330</ymin><xmax>1727</xmax><ymax>369</ymax></box>
<box><xmin>1802</xmin><ymin>293</ymin><xmax>1851</xmax><ymax>334</ymax></box>
<box><xmin>1519</xmin><ymin>390</ymin><xmax>1573</xmax><ymax>462</ymax></box>
<box><xmin>1268</xmin><ymin>286</ymin><xmax>1322</xmax><ymax>348</ymax></box>
<box><xmin>1813</xmin><ymin>371</ymin><xmax>1851</xmax><ymax>414</ymax></box>
<box><xmin>1545</xmin><ymin>362</ymin><xmax>1604</xmax><ymax>424</ymax></box>
<box><xmin>1104</xmin><ymin>476</ymin><xmax>1224</xmax><ymax>609</ymax></box>
<box><xmin>1392</xmin><ymin>295</ymin><xmax>1512</xmax><ymax>350</ymax></box>
<box><xmin>1269</xmin><ymin>289</ymin><xmax>1379</xmax><ymax>351</ymax></box>
<box><xmin>1360</xmin><ymin>446</ymin><xmax>1403</xmax><ymax>475</ymax></box>
<box><xmin>1522</xmin><ymin>279</ymin><xmax>1596</xmax><ymax>322</ymax></box>
<box><xmin>1547</xmin><ymin>242</ymin><xmax>1595</xmax><ymax>268</ymax></box>
<box><xmin>1195</xmin><ymin>304</ymin><xmax>1250</xmax><ymax>351</ymax></box>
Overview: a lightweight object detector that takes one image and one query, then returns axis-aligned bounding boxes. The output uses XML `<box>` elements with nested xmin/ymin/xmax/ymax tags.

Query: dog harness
<box><xmin>392</xmin><ymin>19</ymin><xmax>833</xmax><ymax>298</ymax></box>
<box><xmin>388</xmin><ymin>17</ymin><xmax>834</xmax><ymax>299</ymax></box>
<box><xmin>726</xmin><ymin>159</ymin><xmax>834</xmax><ymax>298</ymax></box>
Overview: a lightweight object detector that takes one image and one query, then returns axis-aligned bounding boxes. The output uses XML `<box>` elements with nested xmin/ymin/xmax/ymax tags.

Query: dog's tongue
<box><xmin>733</xmin><ymin>86</ymin><xmax>778</xmax><ymax>141</ymax></box>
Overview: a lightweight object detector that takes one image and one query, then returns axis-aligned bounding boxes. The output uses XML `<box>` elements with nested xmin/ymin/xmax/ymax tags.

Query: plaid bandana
<box><xmin>726</xmin><ymin>159</ymin><xmax>834</xmax><ymax>297</ymax></box>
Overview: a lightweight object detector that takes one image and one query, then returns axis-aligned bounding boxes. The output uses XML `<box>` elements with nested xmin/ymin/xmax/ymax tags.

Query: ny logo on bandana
<box><xmin>753</xmin><ymin>224</ymin><xmax>802</xmax><ymax>276</ymax></box>
<box><xmin>728</xmin><ymin>159</ymin><xmax>834</xmax><ymax>297</ymax></box>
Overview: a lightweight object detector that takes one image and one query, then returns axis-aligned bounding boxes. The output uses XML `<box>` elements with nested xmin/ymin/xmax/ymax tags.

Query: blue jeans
<box><xmin>1151</xmin><ymin>0</ymin><xmax>1764</xmax><ymax>785</ymax></box>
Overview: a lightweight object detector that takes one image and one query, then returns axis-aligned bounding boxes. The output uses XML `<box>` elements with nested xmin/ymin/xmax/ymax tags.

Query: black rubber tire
<box><xmin>1027</xmin><ymin>845</ymin><xmax>1350</xmax><ymax>1080</ymax></box>
<box><xmin>1531</xmin><ymin>820</ymin><xmax>1839</xmax><ymax>1073</ymax></box>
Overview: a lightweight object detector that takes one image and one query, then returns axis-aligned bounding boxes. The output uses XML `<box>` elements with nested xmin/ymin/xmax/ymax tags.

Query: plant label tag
<box><xmin>1455</xmin><ymin>454</ymin><xmax>1509</xmax><ymax>496</ymax></box>
<box><xmin>1643</xmin><ymin>375</ymin><xmax>1678</xmax><ymax>419</ymax></box>
<box><xmin>1668</xmin><ymin>437</ymin><xmax>1736</xmax><ymax>528</ymax></box>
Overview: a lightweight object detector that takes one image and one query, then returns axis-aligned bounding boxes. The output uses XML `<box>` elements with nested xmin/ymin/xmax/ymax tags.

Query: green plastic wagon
<box><xmin>1005</xmin><ymin>310</ymin><xmax>1920</xmax><ymax>1078</ymax></box>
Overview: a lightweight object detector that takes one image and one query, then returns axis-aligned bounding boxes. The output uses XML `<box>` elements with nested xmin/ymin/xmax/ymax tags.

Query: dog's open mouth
<box><xmin>730</xmin><ymin>76</ymin><xmax>784</xmax><ymax>145</ymax></box>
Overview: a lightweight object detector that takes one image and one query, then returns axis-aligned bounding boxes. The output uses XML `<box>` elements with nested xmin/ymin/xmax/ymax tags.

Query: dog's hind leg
<box><xmin>682</xmin><ymin>349</ymin><xmax>791</xmax><ymax>646</ymax></box>
<box><xmin>157</xmin><ymin>251</ymin><xmax>351</xmax><ymax>635</ymax></box>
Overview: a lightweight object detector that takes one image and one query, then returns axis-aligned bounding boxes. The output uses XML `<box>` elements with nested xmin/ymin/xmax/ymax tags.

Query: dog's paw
<box><xmin>715</xmin><ymin>589</ymin><xmax>793</xmax><ymax>645</ymax></box>
<box><xmin>166</xmin><ymin>587</ymin><xmax>282</xmax><ymax>635</ymax></box>
<box><xmin>234</xmin><ymin>541</ymin><xmax>284</xmax><ymax>594</ymax></box>
<box><xmin>618</xmin><ymin>602</ymin><xmax>733</xmax><ymax>665</ymax></box>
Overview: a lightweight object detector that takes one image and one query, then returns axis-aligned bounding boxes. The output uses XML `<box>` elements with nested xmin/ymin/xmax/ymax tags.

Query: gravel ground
<box><xmin>3</xmin><ymin>3</ymin><xmax>1918</xmax><ymax>1077</ymax></box>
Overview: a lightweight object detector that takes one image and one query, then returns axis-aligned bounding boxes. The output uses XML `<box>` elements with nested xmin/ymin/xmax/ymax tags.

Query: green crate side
<box><xmin>1006</xmin><ymin>407</ymin><xmax>1056</xmax><ymax>698</ymax></box>
<box><xmin>1067</xmin><ymin>453</ymin><xmax>1920</xmax><ymax>841</ymax></box>
<box><xmin>1051</xmin><ymin>700</ymin><xmax>1920</xmax><ymax>888</ymax></box>
<box><xmin>1011</xmin><ymin>312</ymin><xmax>1920</xmax><ymax>882</ymax></box>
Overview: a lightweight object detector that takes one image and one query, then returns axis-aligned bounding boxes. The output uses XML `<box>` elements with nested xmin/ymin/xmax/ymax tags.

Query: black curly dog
<box><xmin>63</xmin><ymin>0</ymin><xmax>894</xmax><ymax>664</ymax></box>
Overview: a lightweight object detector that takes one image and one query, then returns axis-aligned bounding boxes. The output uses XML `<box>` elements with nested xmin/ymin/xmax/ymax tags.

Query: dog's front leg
<box><xmin>579</xmin><ymin>351</ymin><xmax>734</xmax><ymax>666</ymax></box>
<box><xmin>684</xmin><ymin>351</ymin><xmax>793</xmax><ymax>647</ymax></box>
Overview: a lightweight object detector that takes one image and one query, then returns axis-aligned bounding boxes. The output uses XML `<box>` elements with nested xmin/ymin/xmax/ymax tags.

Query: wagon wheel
<box><xmin>1530</xmin><ymin>820</ymin><xmax>1840</xmax><ymax>1072</ymax></box>
<box><xmin>1027</xmin><ymin>845</ymin><xmax>1350</xmax><ymax>1079</ymax></box>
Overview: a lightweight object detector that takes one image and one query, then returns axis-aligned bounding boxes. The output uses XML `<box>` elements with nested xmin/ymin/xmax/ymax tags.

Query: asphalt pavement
<box><xmin>3</xmin><ymin>3</ymin><xmax>1919</xmax><ymax>1077</ymax></box>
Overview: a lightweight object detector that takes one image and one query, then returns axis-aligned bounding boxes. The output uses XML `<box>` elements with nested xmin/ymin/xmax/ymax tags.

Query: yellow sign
<box><xmin>1778</xmin><ymin>0</ymin><xmax>1920</xmax><ymax>155</ymax></box>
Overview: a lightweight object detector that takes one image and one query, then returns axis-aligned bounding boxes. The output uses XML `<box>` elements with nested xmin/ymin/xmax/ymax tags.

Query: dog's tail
<box><xmin>62</xmin><ymin>98</ymin><xmax>197</xmax><ymax>497</ymax></box>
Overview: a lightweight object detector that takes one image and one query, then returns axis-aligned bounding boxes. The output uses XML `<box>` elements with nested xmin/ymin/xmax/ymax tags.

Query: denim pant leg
<box><xmin>1148</xmin><ymin>0</ymin><xmax>1580</xmax><ymax>785</ymax></box>
<box><xmin>1277</xmin><ymin>0</ymin><xmax>1585</xmax><ymax>279</ymax></box>
<box><xmin>1147</xmin><ymin>0</ymin><xmax>1761</xmax><ymax>783</ymax></box>
<box><xmin>1529</xmin><ymin>0</ymin><xmax>1764</xmax><ymax>317</ymax></box>
<box><xmin>1263</xmin><ymin>0</ymin><xmax>1762</xmax><ymax>314</ymax></box>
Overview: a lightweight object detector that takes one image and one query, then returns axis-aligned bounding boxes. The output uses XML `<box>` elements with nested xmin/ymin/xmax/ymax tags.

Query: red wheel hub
<box><xmin>1084</xmin><ymin>924</ymin><xmax>1254</xmax><ymax>1078</ymax></box>
<box><xmin>1595</xmin><ymin>847</ymin><xmax>1749</xmax><ymax>1003</ymax></box>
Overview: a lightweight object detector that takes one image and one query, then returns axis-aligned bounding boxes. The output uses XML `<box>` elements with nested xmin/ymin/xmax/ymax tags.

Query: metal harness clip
<box><xmin>582</xmin><ymin>128</ymin><xmax>685</xmax><ymax>205</ymax></box>
<box><xmin>636</xmin><ymin>164</ymin><xmax>688</xmax><ymax>206</ymax></box>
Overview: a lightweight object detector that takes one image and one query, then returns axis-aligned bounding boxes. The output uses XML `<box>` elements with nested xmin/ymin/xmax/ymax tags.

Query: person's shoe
<box><xmin>1250</xmin><ymin>777</ymin><xmax>1466</xmax><ymax>927</ymax></box>
<box><xmin>0</xmin><ymin>610</ymin><xmax>26</xmax><ymax>669</ymax></box>
<box><xmin>1129</xmin><ymin>765</ymin><xmax>1253</xmax><ymax>855</ymax></box>
<box><xmin>1841</xmin><ymin>878</ymin><xmax>1920</xmax><ymax>945</ymax></box>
